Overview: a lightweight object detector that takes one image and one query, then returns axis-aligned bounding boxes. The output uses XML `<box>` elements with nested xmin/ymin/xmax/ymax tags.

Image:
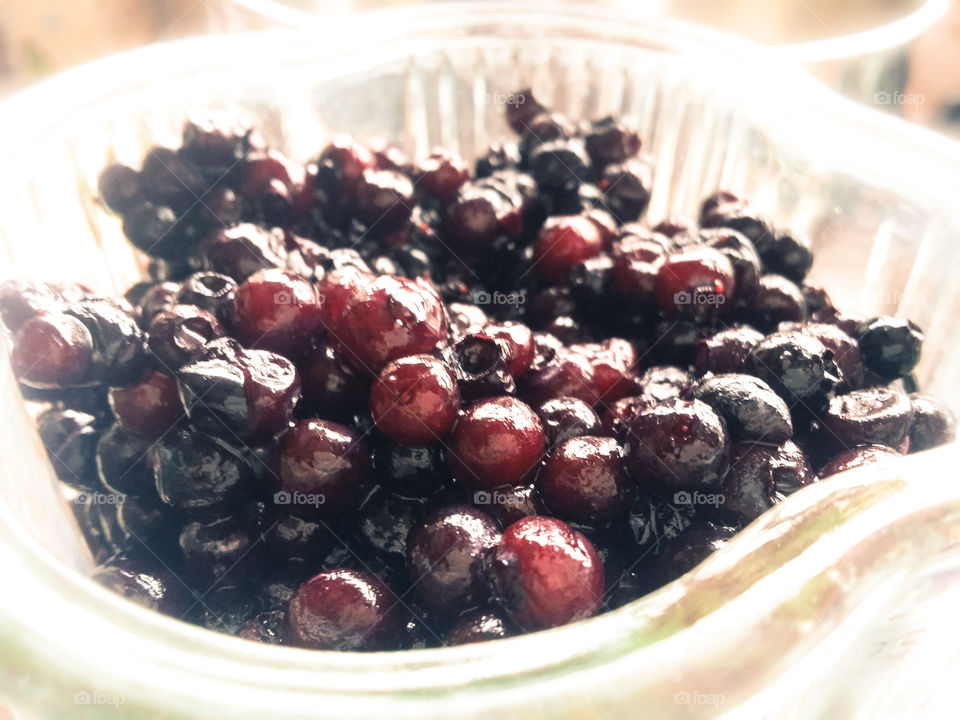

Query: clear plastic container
<box><xmin>1</xmin><ymin>5</ymin><xmax>960</xmax><ymax>718</ymax></box>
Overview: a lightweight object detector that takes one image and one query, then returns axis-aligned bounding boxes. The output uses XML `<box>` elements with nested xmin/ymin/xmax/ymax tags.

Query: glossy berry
<box><xmin>288</xmin><ymin>569</ymin><xmax>401</xmax><ymax>651</ymax></box>
<box><xmin>92</xmin><ymin>554</ymin><xmax>184</xmax><ymax>614</ymax></box>
<box><xmin>744</xmin><ymin>332</ymin><xmax>840</xmax><ymax>411</ymax></box>
<box><xmin>612</xmin><ymin>232</ymin><xmax>666</xmax><ymax>303</ymax></box>
<box><xmin>535</xmin><ymin>396</ymin><xmax>601</xmax><ymax>449</ymax></box>
<box><xmin>150</xmin><ymin>427</ymin><xmax>254</xmax><ymax>512</ymax></box>
<box><xmin>108</xmin><ymin>370</ymin><xmax>184</xmax><ymax>439</ymax></box>
<box><xmin>691</xmin><ymin>374</ymin><xmax>793</xmax><ymax>443</ymax></box>
<box><xmin>856</xmin><ymin>317</ymin><xmax>923</xmax><ymax>380</ymax></box>
<box><xmin>520</xmin><ymin>348</ymin><xmax>599</xmax><ymax>407</ymax></box>
<box><xmin>232</xmin><ymin>268</ymin><xmax>322</xmax><ymax>357</ymax></box>
<box><xmin>95</xmin><ymin>423</ymin><xmax>155</xmax><ymax>497</ymax></box>
<box><xmin>175</xmin><ymin>272</ymin><xmax>237</xmax><ymax>323</ymax></box>
<box><xmin>571</xmin><ymin>338</ymin><xmax>638</xmax><ymax>402</ymax></box>
<box><xmin>532</xmin><ymin>216</ymin><xmax>604</xmax><ymax>285</ymax></box>
<box><xmin>489</xmin><ymin>516</ymin><xmax>604</xmax><ymax>630</ymax></box>
<box><xmin>336</xmin><ymin>275</ymin><xmax>447</xmax><ymax>372</ymax></box>
<box><xmin>529</xmin><ymin>138</ymin><xmax>590</xmax><ymax>195</ymax></box>
<box><xmin>822</xmin><ymin>388</ymin><xmax>913</xmax><ymax>449</ymax></box>
<box><xmin>373</xmin><ymin>442</ymin><xmax>448</xmax><ymax>497</ymax></box>
<box><xmin>407</xmin><ymin>504</ymin><xmax>500</xmax><ymax>614</ymax></box>
<box><xmin>695</xmin><ymin>326</ymin><xmax>764</xmax><ymax>375</ymax></box>
<box><xmin>655</xmin><ymin>246</ymin><xmax>735</xmax><ymax>320</ymax></box>
<box><xmin>446</xmin><ymin>609</ymin><xmax>513</xmax><ymax>645</ymax></box>
<box><xmin>11</xmin><ymin>313</ymin><xmax>94</xmax><ymax>388</ymax></box>
<box><xmin>540</xmin><ymin>436</ymin><xmax>634</xmax><ymax>525</ymax></box>
<box><xmin>471</xmin><ymin>483</ymin><xmax>546</xmax><ymax>529</ymax></box>
<box><xmin>147</xmin><ymin>304</ymin><xmax>224</xmax><ymax>369</ymax></box>
<box><xmin>447</xmin><ymin>396</ymin><xmax>545</xmax><ymax>490</ymax></box>
<box><xmin>721</xmin><ymin>440</ymin><xmax>815</xmax><ymax>521</ymax></box>
<box><xmin>658</xmin><ymin>522</ymin><xmax>738</xmax><ymax>583</ymax></box>
<box><xmin>179</xmin><ymin>516</ymin><xmax>263</xmax><ymax>590</ymax></box>
<box><xmin>36</xmin><ymin>409</ymin><xmax>100</xmax><ymax>490</ymax></box>
<box><xmin>623</xmin><ymin>398</ymin><xmax>729</xmax><ymax>490</ymax></box>
<box><xmin>270</xmin><ymin>419</ymin><xmax>372</xmax><ymax>517</ymax></box>
<box><xmin>483</xmin><ymin>321</ymin><xmax>535</xmax><ymax>378</ymax></box>
<box><xmin>370</xmin><ymin>355</ymin><xmax>459</xmax><ymax>445</ymax></box>
<box><xmin>819</xmin><ymin>444</ymin><xmax>901</xmax><ymax>478</ymax></box>
<box><xmin>178</xmin><ymin>340</ymin><xmax>300</xmax><ymax>443</ymax></box>
<box><xmin>237</xmin><ymin>150</ymin><xmax>311</xmax><ymax>225</ymax></box>
<box><xmin>194</xmin><ymin>224</ymin><xmax>288</xmax><ymax>281</ymax></box>
<box><xmin>746</xmin><ymin>274</ymin><xmax>807</xmax><ymax>332</ymax></box>
<box><xmin>908</xmin><ymin>394</ymin><xmax>957</xmax><ymax>453</ymax></box>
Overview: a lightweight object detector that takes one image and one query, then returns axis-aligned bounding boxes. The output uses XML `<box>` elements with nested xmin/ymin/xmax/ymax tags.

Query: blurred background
<box><xmin>1</xmin><ymin>0</ymin><xmax>959</xmax><ymax>132</ymax></box>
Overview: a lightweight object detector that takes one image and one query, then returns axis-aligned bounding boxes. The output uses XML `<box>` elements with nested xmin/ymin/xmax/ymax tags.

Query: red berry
<box><xmin>288</xmin><ymin>569</ymin><xmax>400</xmax><ymax>650</ymax></box>
<box><xmin>447</xmin><ymin>397</ymin><xmax>545</xmax><ymax>490</ymax></box>
<box><xmin>108</xmin><ymin>370</ymin><xmax>184</xmax><ymax>439</ymax></box>
<box><xmin>490</xmin><ymin>516</ymin><xmax>604</xmax><ymax>630</ymax></box>
<box><xmin>233</xmin><ymin>269</ymin><xmax>322</xmax><ymax>357</ymax></box>
<box><xmin>336</xmin><ymin>275</ymin><xmax>447</xmax><ymax>372</ymax></box>
<box><xmin>533</xmin><ymin>216</ymin><xmax>604</xmax><ymax>285</ymax></box>
<box><xmin>12</xmin><ymin>313</ymin><xmax>94</xmax><ymax>388</ymax></box>
<box><xmin>370</xmin><ymin>355</ymin><xmax>460</xmax><ymax>445</ymax></box>
<box><xmin>655</xmin><ymin>246</ymin><xmax>735</xmax><ymax>320</ymax></box>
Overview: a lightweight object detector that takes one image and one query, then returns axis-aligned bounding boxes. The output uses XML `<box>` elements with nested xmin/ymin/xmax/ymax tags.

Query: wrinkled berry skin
<box><xmin>908</xmin><ymin>394</ymin><xmax>957</xmax><ymax>453</ymax></box>
<box><xmin>447</xmin><ymin>397</ymin><xmax>545</xmax><ymax>490</ymax></box>
<box><xmin>856</xmin><ymin>317</ymin><xmax>923</xmax><ymax>380</ymax></box>
<box><xmin>822</xmin><ymin>387</ymin><xmax>913</xmax><ymax>450</ymax></box>
<box><xmin>744</xmin><ymin>332</ymin><xmax>840</xmax><ymax>412</ymax></box>
<box><xmin>147</xmin><ymin>304</ymin><xmax>224</xmax><ymax>370</ymax></box>
<box><xmin>336</xmin><ymin>275</ymin><xmax>447</xmax><ymax>372</ymax></box>
<box><xmin>177</xmin><ymin>341</ymin><xmax>300</xmax><ymax>445</ymax></box>
<box><xmin>406</xmin><ymin>504</ymin><xmax>500</xmax><ymax>614</ymax></box>
<box><xmin>489</xmin><ymin>516</ymin><xmax>604</xmax><ymax>630</ymax></box>
<box><xmin>691</xmin><ymin>374</ymin><xmax>793</xmax><ymax>443</ymax></box>
<box><xmin>179</xmin><ymin>516</ymin><xmax>263</xmax><ymax>590</ymax></box>
<box><xmin>369</xmin><ymin>354</ymin><xmax>460</xmax><ymax>445</ymax></box>
<box><xmin>539</xmin><ymin>436</ymin><xmax>634</xmax><ymax>525</ymax></box>
<box><xmin>270</xmin><ymin>419</ymin><xmax>372</xmax><ymax>517</ymax></box>
<box><xmin>150</xmin><ymin>428</ymin><xmax>255</xmax><ymax>513</ymax></box>
<box><xmin>624</xmin><ymin>398</ymin><xmax>729</xmax><ymax>490</ymax></box>
<box><xmin>721</xmin><ymin>440</ymin><xmax>815</xmax><ymax>521</ymax></box>
<box><xmin>288</xmin><ymin>569</ymin><xmax>401</xmax><ymax>651</ymax></box>
<box><xmin>37</xmin><ymin>409</ymin><xmax>100</xmax><ymax>490</ymax></box>
<box><xmin>92</xmin><ymin>553</ymin><xmax>185</xmax><ymax>614</ymax></box>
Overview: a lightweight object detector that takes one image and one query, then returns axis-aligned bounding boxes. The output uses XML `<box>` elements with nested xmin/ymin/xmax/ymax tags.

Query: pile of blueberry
<box><xmin>2</xmin><ymin>90</ymin><xmax>956</xmax><ymax>651</ymax></box>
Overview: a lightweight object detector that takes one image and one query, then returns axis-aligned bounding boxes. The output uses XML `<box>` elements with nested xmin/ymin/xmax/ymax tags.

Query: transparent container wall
<box><xmin>1</xmin><ymin>15</ymin><xmax>960</xmax><ymax>719</ymax></box>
